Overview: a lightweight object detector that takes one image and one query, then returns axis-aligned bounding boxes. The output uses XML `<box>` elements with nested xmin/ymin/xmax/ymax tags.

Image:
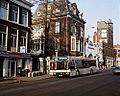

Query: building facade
<box><xmin>84</xmin><ymin>36</ymin><xmax>103</xmax><ymax>70</ymax></box>
<box><xmin>93</xmin><ymin>19</ymin><xmax>114</xmax><ymax>69</ymax></box>
<box><xmin>113</xmin><ymin>45</ymin><xmax>120</xmax><ymax>65</ymax></box>
<box><xmin>31</xmin><ymin>0</ymin><xmax>86</xmax><ymax>73</ymax></box>
<box><xmin>0</xmin><ymin>0</ymin><xmax>33</xmax><ymax>77</ymax></box>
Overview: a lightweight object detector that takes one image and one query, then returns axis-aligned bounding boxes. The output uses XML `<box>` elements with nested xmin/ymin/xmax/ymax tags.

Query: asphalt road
<box><xmin>0</xmin><ymin>71</ymin><xmax>120</xmax><ymax>96</ymax></box>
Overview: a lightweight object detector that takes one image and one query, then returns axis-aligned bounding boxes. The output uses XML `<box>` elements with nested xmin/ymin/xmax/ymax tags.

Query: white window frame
<box><xmin>71</xmin><ymin>36</ymin><xmax>76</xmax><ymax>51</ymax></box>
<box><xmin>0</xmin><ymin>0</ymin><xmax>9</xmax><ymax>20</ymax></box>
<box><xmin>0</xmin><ymin>24</ymin><xmax>8</xmax><ymax>48</ymax></box>
<box><xmin>20</xmin><ymin>31</ymin><xmax>28</xmax><ymax>53</ymax></box>
<box><xmin>55</xmin><ymin>22</ymin><xmax>60</xmax><ymax>33</ymax></box>
<box><xmin>11</xmin><ymin>28</ymin><xmax>18</xmax><ymax>52</ymax></box>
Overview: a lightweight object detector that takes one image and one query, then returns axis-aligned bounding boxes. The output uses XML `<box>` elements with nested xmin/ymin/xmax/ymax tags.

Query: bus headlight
<box><xmin>53</xmin><ymin>73</ymin><xmax>56</xmax><ymax>75</ymax></box>
<box><xmin>65</xmin><ymin>72</ymin><xmax>69</xmax><ymax>75</ymax></box>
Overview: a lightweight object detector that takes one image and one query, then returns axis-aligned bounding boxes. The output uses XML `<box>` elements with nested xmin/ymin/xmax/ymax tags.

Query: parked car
<box><xmin>113</xmin><ymin>66</ymin><xmax>120</xmax><ymax>75</ymax></box>
<box><xmin>111</xmin><ymin>65</ymin><xmax>116</xmax><ymax>69</ymax></box>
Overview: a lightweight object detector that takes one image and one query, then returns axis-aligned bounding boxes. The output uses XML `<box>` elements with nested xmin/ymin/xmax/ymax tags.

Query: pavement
<box><xmin>0</xmin><ymin>75</ymin><xmax>55</xmax><ymax>85</ymax></box>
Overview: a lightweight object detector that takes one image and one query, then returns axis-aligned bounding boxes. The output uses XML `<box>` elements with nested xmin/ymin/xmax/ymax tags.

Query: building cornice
<box><xmin>10</xmin><ymin>0</ymin><xmax>34</xmax><ymax>10</ymax></box>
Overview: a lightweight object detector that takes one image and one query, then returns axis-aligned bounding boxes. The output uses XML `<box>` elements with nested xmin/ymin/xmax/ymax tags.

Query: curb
<box><xmin>0</xmin><ymin>75</ymin><xmax>55</xmax><ymax>85</ymax></box>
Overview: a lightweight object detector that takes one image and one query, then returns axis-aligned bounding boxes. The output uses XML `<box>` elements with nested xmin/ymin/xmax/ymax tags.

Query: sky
<box><xmin>31</xmin><ymin>0</ymin><xmax>120</xmax><ymax>45</ymax></box>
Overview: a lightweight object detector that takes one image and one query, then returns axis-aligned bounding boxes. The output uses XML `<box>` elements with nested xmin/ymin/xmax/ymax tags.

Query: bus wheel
<box><xmin>90</xmin><ymin>69</ymin><xmax>93</xmax><ymax>74</ymax></box>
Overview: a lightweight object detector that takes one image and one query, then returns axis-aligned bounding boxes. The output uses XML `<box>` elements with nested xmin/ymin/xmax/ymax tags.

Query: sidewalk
<box><xmin>0</xmin><ymin>75</ymin><xmax>54</xmax><ymax>85</ymax></box>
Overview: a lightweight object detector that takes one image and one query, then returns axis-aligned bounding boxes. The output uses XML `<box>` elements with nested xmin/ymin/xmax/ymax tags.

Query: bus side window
<box><xmin>69</xmin><ymin>61</ymin><xmax>75</xmax><ymax>69</ymax></box>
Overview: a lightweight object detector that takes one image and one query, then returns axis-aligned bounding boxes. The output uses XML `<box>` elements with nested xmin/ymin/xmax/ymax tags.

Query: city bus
<box><xmin>49</xmin><ymin>56</ymin><xmax>97</xmax><ymax>77</ymax></box>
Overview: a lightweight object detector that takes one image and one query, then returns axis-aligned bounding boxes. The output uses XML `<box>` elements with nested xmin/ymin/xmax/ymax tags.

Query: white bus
<box><xmin>49</xmin><ymin>56</ymin><xmax>97</xmax><ymax>77</ymax></box>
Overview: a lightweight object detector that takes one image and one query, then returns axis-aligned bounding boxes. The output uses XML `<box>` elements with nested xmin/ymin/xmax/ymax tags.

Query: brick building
<box><xmin>31</xmin><ymin>0</ymin><xmax>86</xmax><ymax>73</ymax></box>
<box><xmin>0</xmin><ymin>0</ymin><xmax>33</xmax><ymax>77</ymax></box>
<box><xmin>93</xmin><ymin>19</ymin><xmax>114</xmax><ymax>69</ymax></box>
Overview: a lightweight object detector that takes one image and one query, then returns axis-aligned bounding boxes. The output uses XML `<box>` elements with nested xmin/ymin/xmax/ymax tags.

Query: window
<box><xmin>71</xmin><ymin>24</ymin><xmax>76</xmax><ymax>33</ymax></box>
<box><xmin>100</xmin><ymin>39</ymin><xmax>107</xmax><ymax>43</ymax></box>
<box><xmin>55</xmin><ymin>22</ymin><xmax>60</xmax><ymax>33</ymax></box>
<box><xmin>22</xmin><ymin>9</ymin><xmax>28</xmax><ymax>26</ymax></box>
<box><xmin>71</xmin><ymin>36</ymin><xmax>76</xmax><ymax>51</ymax></box>
<box><xmin>80</xmin><ymin>27</ymin><xmax>83</xmax><ymax>37</ymax></box>
<box><xmin>11</xmin><ymin>28</ymin><xmax>18</xmax><ymax>50</ymax></box>
<box><xmin>76</xmin><ymin>40</ymin><xmax>80</xmax><ymax>51</ymax></box>
<box><xmin>20</xmin><ymin>31</ymin><xmax>27</xmax><ymax>46</ymax></box>
<box><xmin>40</xmin><ymin>38</ymin><xmax>45</xmax><ymax>52</ymax></box>
<box><xmin>118</xmin><ymin>54</ymin><xmax>120</xmax><ymax>57</ymax></box>
<box><xmin>11</xmin><ymin>5</ymin><xmax>18</xmax><ymax>22</ymax></box>
<box><xmin>0</xmin><ymin>24</ymin><xmax>7</xmax><ymax>47</ymax></box>
<box><xmin>118</xmin><ymin>50</ymin><xmax>120</xmax><ymax>53</ymax></box>
<box><xmin>0</xmin><ymin>0</ymin><xmax>8</xmax><ymax>20</ymax></box>
<box><xmin>101</xmin><ymin>30</ymin><xmax>107</xmax><ymax>38</ymax></box>
<box><xmin>55</xmin><ymin>38</ymin><xmax>60</xmax><ymax>51</ymax></box>
<box><xmin>80</xmin><ymin>40</ymin><xmax>83</xmax><ymax>52</ymax></box>
<box><xmin>33</xmin><ymin>39</ymin><xmax>40</xmax><ymax>51</ymax></box>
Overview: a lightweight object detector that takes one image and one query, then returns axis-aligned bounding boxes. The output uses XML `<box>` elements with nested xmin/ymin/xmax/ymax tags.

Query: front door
<box><xmin>8</xmin><ymin>59</ymin><xmax>16</xmax><ymax>77</ymax></box>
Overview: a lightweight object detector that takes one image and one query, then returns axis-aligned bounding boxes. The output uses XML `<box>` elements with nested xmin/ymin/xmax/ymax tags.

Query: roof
<box><xmin>20</xmin><ymin>0</ymin><xmax>34</xmax><ymax>7</ymax></box>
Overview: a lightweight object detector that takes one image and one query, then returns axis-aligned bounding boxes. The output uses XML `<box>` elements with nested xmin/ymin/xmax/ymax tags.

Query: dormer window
<box><xmin>73</xmin><ymin>7</ymin><xmax>76</xmax><ymax>15</ymax></box>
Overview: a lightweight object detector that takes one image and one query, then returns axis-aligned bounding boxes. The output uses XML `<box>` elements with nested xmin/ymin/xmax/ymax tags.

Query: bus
<box><xmin>49</xmin><ymin>56</ymin><xmax>97</xmax><ymax>77</ymax></box>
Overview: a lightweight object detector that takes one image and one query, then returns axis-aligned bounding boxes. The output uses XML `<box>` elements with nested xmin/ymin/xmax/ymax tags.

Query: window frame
<box><xmin>55</xmin><ymin>37</ymin><xmax>60</xmax><ymax>51</ymax></box>
<box><xmin>11</xmin><ymin>5</ymin><xmax>19</xmax><ymax>23</ymax></box>
<box><xmin>0</xmin><ymin>0</ymin><xmax>9</xmax><ymax>20</ymax></box>
<box><xmin>21</xmin><ymin>9</ymin><xmax>28</xmax><ymax>26</ymax></box>
<box><xmin>71</xmin><ymin>36</ymin><xmax>76</xmax><ymax>51</ymax></box>
<box><xmin>10</xmin><ymin>28</ymin><xmax>18</xmax><ymax>52</ymax></box>
<box><xmin>20</xmin><ymin>30</ymin><xmax>28</xmax><ymax>53</ymax></box>
<box><xmin>0</xmin><ymin>24</ymin><xmax>8</xmax><ymax>48</ymax></box>
<box><xmin>55</xmin><ymin>22</ymin><xmax>60</xmax><ymax>33</ymax></box>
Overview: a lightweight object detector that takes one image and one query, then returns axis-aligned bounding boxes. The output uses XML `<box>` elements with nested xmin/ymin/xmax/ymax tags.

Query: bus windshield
<box><xmin>50</xmin><ymin>61</ymin><xmax>68</xmax><ymax>70</ymax></box>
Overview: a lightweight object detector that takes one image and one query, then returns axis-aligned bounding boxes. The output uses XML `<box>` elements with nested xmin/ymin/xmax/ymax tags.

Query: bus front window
<box><xmin>56</xmin><ymin>61</ymin><xmax>68</xmax><ymax>70</ymax></box>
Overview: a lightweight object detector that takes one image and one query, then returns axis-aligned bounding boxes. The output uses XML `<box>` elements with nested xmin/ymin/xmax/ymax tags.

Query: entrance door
<box><xmin>11</xmin><ymin>61</ymin><xmax>15</xmax><ymax>77</ymax></box>
<box><xmin>0</xmin><ymin>58</ymin><xmax>3</xmax><ymax>77</ymax></box>
<box><xmin>8</xmin><ymin>59</ymin><xmax>16</xmax><ymax>77</ymax></box>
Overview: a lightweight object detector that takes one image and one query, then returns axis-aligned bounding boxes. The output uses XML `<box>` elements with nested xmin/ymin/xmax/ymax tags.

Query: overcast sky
<box><xmin>31</xmin><ymin>0</ymin><xmax>120</xmax><ymax>45</ymax></box>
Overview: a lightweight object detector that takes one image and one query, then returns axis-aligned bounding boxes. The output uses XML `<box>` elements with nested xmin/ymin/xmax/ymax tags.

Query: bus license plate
<box><xmin>58</xmin><ymin>75</ymin><xmax>63</xmax><ymax>77</ymax></box>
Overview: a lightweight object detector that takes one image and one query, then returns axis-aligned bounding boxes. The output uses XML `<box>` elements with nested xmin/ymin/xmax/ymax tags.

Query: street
<box><xmin>0</xmin><ymin>71</ymin><xmax>120</xmax><ymax>96</ymax></box>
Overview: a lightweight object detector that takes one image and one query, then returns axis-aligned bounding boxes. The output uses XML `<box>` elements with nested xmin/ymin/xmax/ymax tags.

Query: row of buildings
<box><xmin>0</xmin><ymin>0</ymin><xmax>115</xmax><ymax>77</ymax></box>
